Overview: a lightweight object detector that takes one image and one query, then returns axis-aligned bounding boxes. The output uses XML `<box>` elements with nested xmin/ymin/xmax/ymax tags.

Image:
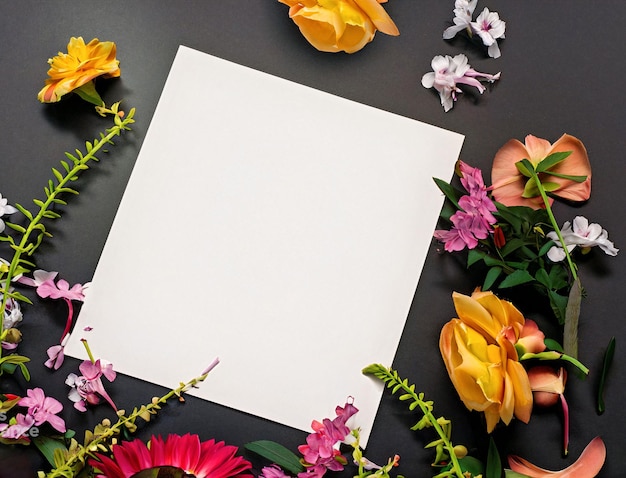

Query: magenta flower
<box><xmin>297</xmin><ymin>400</ymin><xmax>358</xmax><ymax>478</ymax></box>
<box><xmin>261</xmin><ymin>465</ymin><xmax>292</xmax><ymax>478</ymax></box>
<box><xmin>18</xmin><ymin>387</ymin><xmax>66</xmax><ymax>433</ymax></box>
<box><xmin>434</xmin><ymin>161</ymin><xmax>498</xmax><ymax>252</ymax></box>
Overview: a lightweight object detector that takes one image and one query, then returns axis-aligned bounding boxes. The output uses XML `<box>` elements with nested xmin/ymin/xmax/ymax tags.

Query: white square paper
<box><xmin>66</xmin><ymin>45</ymin><xmax>463</xmax><ymax>445</ymax></box>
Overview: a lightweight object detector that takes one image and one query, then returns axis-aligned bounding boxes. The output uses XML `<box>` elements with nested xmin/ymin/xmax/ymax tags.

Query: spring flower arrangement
<box><xmin>0</xmin><ymin>17</ymin><xmax>615</xmax><ymax>478</ymax></box>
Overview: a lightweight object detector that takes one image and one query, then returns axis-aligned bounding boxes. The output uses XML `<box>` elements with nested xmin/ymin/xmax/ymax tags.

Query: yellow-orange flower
<box><xmin>278</xmin><ymin>0</ymin><xmax>399</xmax><ymax>53</ymax></box>
<box><xmin>37</xmin><ymin>37</ymin><xmax>121</xmax><ymax>104</ymax></box>
<box><xmin>490</xmin><ymin>134</ymin><xmax>591</xmax><ymax>209</ymax></box>
<box><xmin>439</xmin><ymin>290</ymin><xmax>544</xmax><ymax>432</ymax></box>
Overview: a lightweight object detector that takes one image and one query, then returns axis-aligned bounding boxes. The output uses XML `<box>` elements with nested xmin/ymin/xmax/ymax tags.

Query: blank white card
<box><xmin>66</xmin><ymin>45</ymin><xmax>464</xmax><ymax>445</ymax></box>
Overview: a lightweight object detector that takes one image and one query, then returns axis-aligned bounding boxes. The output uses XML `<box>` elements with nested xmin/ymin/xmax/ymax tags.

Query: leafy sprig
<box><xmin>362</xmin><ymin>364</ymin><xmax>470</xmax><ymax>478</ymax></box>
<box><xmin>39</xmin><ymin>366</ymin><xmax>215</xmax><ymax>478</ymax></box>
<box><xmin>0</xmin><ymin>104</ymin><xmax>135</xmax><ymax>379</ymax></box>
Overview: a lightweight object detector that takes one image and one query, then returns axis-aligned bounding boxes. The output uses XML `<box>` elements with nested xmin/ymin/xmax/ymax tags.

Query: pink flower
<box><xmin>0</xmin><ymin>413</ymin><xmax>35</xmax><ymax>440</ymax></box>
<box><xmin>18</xmin><ymin>387</ymin><xmax>66</xmax><ymax>433</ymax></box>
<box><xmin>261</xmin><ymin>465</ymin><xmax>291</xmax><ymax>478</ymax></box>
<box><xmin>66</xmin><ymin>359</ymin><xmax>117</xmax><ymax>412</ymax></box>
<box><xmin>508</xmin><ymin>436</ymin><xmax>606</xmax><ymax>477</ymax></box>
<box><xmin>470</xmin><ymin>8</ymin><xmax>506</xmax><ymax>58</ymax></box>
<box><xmin>297</xmin><ymin>400</ymin><xmax>358</xmax><ymax>478</ymax></box>
<box><xmin>434</xmin><ymin>161</ymin><xmax>497</xmax><ymax>252</ymax></box>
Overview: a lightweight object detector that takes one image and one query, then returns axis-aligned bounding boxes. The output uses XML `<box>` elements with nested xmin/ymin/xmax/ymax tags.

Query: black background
<box><xmin>0</xmin><ymin>2</ymin><xmax>624</xmax><ymax>477</ymax></box>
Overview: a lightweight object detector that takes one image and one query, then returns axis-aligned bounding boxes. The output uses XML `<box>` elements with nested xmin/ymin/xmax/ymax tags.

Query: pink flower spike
<box><xmin>44</xmin><ymin>335</ymin><xmax>70</xmax><ymax>370</ymax></box>
<box><xmin>508</xmin><ymin>436</ymin><xmax>606</xmax><ymax>477</ymax></box>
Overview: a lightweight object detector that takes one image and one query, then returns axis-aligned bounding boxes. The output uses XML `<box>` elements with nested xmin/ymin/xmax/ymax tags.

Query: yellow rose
<box><xmin>38</xmin><ymin>37</ymin><xmax>121</xmax><ymax>103</ymax></box>
<box><xmin>278</xmin><ymin>0</ymin><xmax>399</xmax><ymax>53</ymax></box>
<box><xmin>439</xmin><ymin>290</ymin><xmax>536</xmax><ymax>432</ymax></box>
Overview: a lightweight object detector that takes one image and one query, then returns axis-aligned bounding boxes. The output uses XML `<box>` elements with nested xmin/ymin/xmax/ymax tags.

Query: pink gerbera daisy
<box><xmin>89</xmin><ymin>433</ymin><xmax>253</xmax><ymax>478</ymax></box>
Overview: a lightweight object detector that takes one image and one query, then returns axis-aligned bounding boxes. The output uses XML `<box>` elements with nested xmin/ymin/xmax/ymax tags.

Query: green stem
<box><xmin>43</xmin><ymin>367</ymin><xmax>212</xmax><ymax>478</ymax></box>
<box><xmin>0</xmin><ymin>109</ymin><xmax>135</xmax><ymax>361</ymax></box>
<box><xmin>519</xmin><ymin>351</ymin><xmax>588</xmax><ymax>375</ymax></box>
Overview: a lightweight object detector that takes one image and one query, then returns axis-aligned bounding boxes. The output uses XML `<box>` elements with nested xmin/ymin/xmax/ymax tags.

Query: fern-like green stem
<box><xmin>42</xmin><ymin>367</ymin><xmax>211</xmax><ymax>478</ymax></box>
<box><xmin>0</xmin><ymin>109</ymin><xmax>135</xmax><ymax>361</ymax></box>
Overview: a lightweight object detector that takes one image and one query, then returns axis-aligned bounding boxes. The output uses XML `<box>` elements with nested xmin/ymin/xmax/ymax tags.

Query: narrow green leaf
<box><xmin>64</xmin><ymin>151</ymin><xmax>79</xmax><ymax>163</ymax></box>
<box><xmin>483</xmin><ymin>266</ymin><xmax>502</xmax><ymax>291</ymax></box>
<box><xmin>60</xmin><ymin>160</ymin><xmax>71</xmax><ymax>173</ymax></box>
<box><xmin>515</xmin><ymin>159</ymin><xmax>533</xmax><ymax>178</ymax></box>
<box><xmin>535</xmin><ymin>151</ymin><xmax>572</xmax><ymax>172</ymax></box>
<box><xmin>504</xmin><ymin>471</ymin><xmax>532</xmax><ymax>478</ymax></box>
<box><xmin>32</xmin><ymin>436</ymin><xmax>68</xmax><ymax>467</ymax></box>
<box><xmin>5</xmin><ymin>222</ymin><xmax>26</xmax><ymax>233</ymax></box>
<box><xmin>245</xmin><ymin>440</ymin><xmax>305</xmax><ymax>474</ymax></box>
<box><xmin>521</xmin><ymin>178</ymin><xmax>540</xmax><ymax>198</ymax></box>
<box><xmin>543</xmin><ymin>171</ymin><xmax>587</xmax><ymax>183</ymax></box>
<box><xmin>433</xmin><ymin>177</ymin><xmax>463</xmax><ymax>209</ymax></box>
<box><xmin>14</xmin><ymin>202</ymin><xmax>34</xmax><ymax>220</ymax></box>
<box><xmin>544</xmin><ymin>338</ymin><xmax>564</xmax><ymax>353</ymax></box>
<box><xmin>597</xmin><ymin>336</ymin><xmax>615</xmax><ymax>414</ymax></box>
<box><xmin>498</xmin><ymin>269</ymin><xmax>535</xmax><ymax>288</ymax></box>
<box><xmin>467</xmin><ymin>249</ymin><xmax>487</xmax><ymax>267</ymax></box>
<box><xmin>486</xmin><ymin>437</ymin><xmax>502</xmax><ymax>478</ymax></box>
<box><xmin>51</xmin><ymin>167</ymin><xmax>64</xmax><ymax>184</ymax></box>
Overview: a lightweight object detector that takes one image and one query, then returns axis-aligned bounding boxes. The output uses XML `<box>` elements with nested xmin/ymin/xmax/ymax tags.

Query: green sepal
<box><xmin>73</xmin><ymin>80</ymin><xmax>104</xmax><ymax>106</ymax></box>
<box><xmin>515</xmin><ymin>159</ymin><xmax>534</xmax><ymax>178</ymax></box>
<box><xmin>535</xmin><ymin>151</ymin><xmax>572</xmax><ymax>172</ymax></box>
<box><xmin>245</xmin><ymin>440</ymin><xmax>305</xmax><ymax>474</ymax></box>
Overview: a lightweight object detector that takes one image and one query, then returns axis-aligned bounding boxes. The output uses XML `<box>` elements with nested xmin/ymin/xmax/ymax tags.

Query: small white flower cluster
<box><xmin>547</xmin><ymin>216</ymin><xmax>619</xmax><ymax>262</ymax></box>
<box><xmin>422</xmin><ymin>0</ymin><xmax>504</xmax><ymax>112</ymax></box>
<box><xmin>443</xmin><ymin>0</ymin><xmax>506</xmax><ymax>59</ymax></box>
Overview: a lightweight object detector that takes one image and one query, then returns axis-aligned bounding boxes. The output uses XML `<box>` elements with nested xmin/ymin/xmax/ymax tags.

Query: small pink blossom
<box><xmin>66</xmin><ymin>359</ymin><xmax>117</xmax><ymax>412</ymax></box>
<box><xmin>297</xmin><ymin>400</ymin><xmax>358</xmax><ymax>478</ymax></box>
<box><xmin>18</xmin><ymin>387</ymin><xmax>66</xmax><ymax>433</ymax></box>
<box><xmin>261</xmin><ymin>465</ymin><xmax>291</xmax><ymax>478</ymax></box>
<box><xmin>0</xmin><ymin>413</ymin><xmax>35</xmax><ymax>440</ymax></box>
<box><xmin>442</xmin><ymin>0</ymin><xmax>477</xmax><ymax>40</ymax></box>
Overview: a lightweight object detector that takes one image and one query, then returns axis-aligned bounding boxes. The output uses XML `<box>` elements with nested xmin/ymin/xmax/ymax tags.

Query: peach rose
<box><xmin>439</xmin><ymin>290</ymin><xmax>544</xmax><ymax>432</ymax></box>
<box><xmin>38</xmin><ymin>37</ymin><xmax>121</xmax><ymax>104</ymax></box>
<box><xmin>278</xmin><ymin>0</ymin><xmax>399</xmax><ymax>53</ymax></box>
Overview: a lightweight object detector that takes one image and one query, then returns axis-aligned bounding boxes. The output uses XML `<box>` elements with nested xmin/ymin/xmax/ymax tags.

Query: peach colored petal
<box><xmin>507</xmin><ymin>360</ymin><xmax>533</xmax><ymax>424</ymax></box>
<box><xmin>508</xmin><ymin>436</ymin><xmax>606</xmax><ymax>477</ymax></box>
<box><xmin>545</xmin><ymin>134</ymin><xmax>591</xmax><ymax>202</ymax></box>
<box><xmin>523</xmin><ymin>135</ymin><xmax>553</xmax><ymax>163</ymax></box>
<box><xmin>353</xmin><ymin>0</ymin><xmax>399</xmax><ymax>35</ymax></box>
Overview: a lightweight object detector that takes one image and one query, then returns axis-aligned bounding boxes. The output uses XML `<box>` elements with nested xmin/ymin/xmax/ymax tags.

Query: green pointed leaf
<box><xmin>521</xmin><ymin>178</ymin><xmax>540</xmax><ymax>198</ymax></box>
<box><xmin>467</xmin><ymin>249</ymin><xmax>487</xmax><ymax>267</ymax></box>
<box><xmin>458</xmin><ymin>456</ymin><xmax>484</xmax><ymax>476</ymax></box>
<box><xmin>32</xmin><ymin>436</ymin><xmax>68</xmax><ymax>467</ymax></box>
<box><xmin>51</xmin><ymin>167</ymin><xmax>64</xmax><ymax>184</ymax></box>
<box><xmin>245</xmin><ymin>440</ymin><xmax>305</xmax><ymax>474</ymax></box>
<box><xmin>541</xmin><ymin>181</ymin><xmax>560</xmax><ymax>192</ymax></box>
<box><xmin>515</xmin><ymin>159</ymin><xmax>534</xmax><ymax>178</ymax></box>
<box><xmin>483</xmin><ymin>266</ymin><xmax>502</xmax><ymax>291</ymax></box>
<box><xmin>597</xmin><ymin>336</ymin><xmax>615</xmax><ymax>414</ymax></box>
<box><xmin>544</xmin><ymin>338</ymin><xmax>564</xmax><ymax>353</ymax></box>
<box><xmin>535</xmin><ymin>151</ymin><xmax>571</xmax><ymax>172</ymax></box>
<box><xmin>486</xmin><ymin>437</ymin><xmax>502</xmax><ymax>478</ymax></box>
<box><xmin>505</xmin><ymin>471</ymin><xmax>532</xmax><ymax>478</ymax></box>
<box><xmin>498</xmin><ymin>269</ymin><xmax>535</xmax><ymax>288</ymax></box>
<box><xmin>433</xmin><ymin>177</ymin><xmax>463</xmax><ymax>209</ymax></box>
<box><xmin>543</xmin><ymin>171</ymin><xmax>587</xmax><ymax>183</ymax></box>
<box><xmin>74</xmin><ymin>80</ymin><xmax>104</xmax><ymax>106</ymax></box>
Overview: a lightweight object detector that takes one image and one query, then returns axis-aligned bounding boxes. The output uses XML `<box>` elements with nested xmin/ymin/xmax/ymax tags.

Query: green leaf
<box><xmin>535</xmin><ymin>151</ymin><xmax>572</xmax><ymax>172</ymax></box>
<box><xmin>544</xmin><ymin>171</ymin><xmax>587</xmax><ymax>183</ymax></box>
<box><xmin>521</xmin><ymin>178</ymin><xmax>540</xmax><ymax>198</ymax></box>
<box><xmin>73</xmin><ymin>80</ymin><xmax>104</xmax><ymax>106</ymax></box>
<box><xmin>245</xmin><ymin>440</ymin><xmax>305</xmax><ymax>474</ymax></box>
<box><xmin>483</xmin><ymin>266</ymin><xmax>502</xmax><ymax>291</ymax></box>
<box><xmin>504</xmin><ymin>471</ymin><xmax>532</xmax><ymax>478</ymax></box>
<box><xmin>467</xmin><ymin>249</ymin><xmax>487</xmax><ymax>267</ymax></box>
<box><xmin>515</xmin><ymin>159</ymin><xmax>533</xmax><ymax>178</ymax></box>
<box><xmin>544</xmin><ymin>338</ymin><xmax>564</xmax><ymax>353</ymax></box>
<box><xmin>486</xmin><ymin>437</ymin><xmax>502</xmax><ymax>478</ymax></box>
<box><xmin>51</xmin><ymin>167</ymin><xmax>64</xmax><ymax>184</ymax></box>
<box><xmin>597</xmin><ymin>336</ymin><xmax>615</xmax><ymax>414</ymax></box>
<box><xmin>458</xmin><ymin>456</ymin><xmax>484</xmax><ymax>476</ymax></box>
<box><xmin>498</xmin><ymin>269</ymin><xmax>535</xmax><ymax>288</ymax></box>
<box><xmin>433</xmin><ymin>177</ymin><xmax>463</xmax><ymax>209</ymax></box>
<box><xmin>32</xmin><ymin>436</ymin><xmax>68</xmax><ymax>467</ymax></box>
<box><xmin>547</xmin><ymin>290</ymin><xmax>568</xmax><ymax>324</ymax></box>
<box><xmin>499</xmin><ymin>238</ymin><xmax>527</xmax><ymax>258</ymax></box>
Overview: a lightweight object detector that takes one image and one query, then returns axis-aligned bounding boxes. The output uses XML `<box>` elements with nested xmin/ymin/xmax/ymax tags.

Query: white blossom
<box><xmin>547</xmin><ymin>216</ymin><xmax>618</xmax><ymax>262</ymax></box>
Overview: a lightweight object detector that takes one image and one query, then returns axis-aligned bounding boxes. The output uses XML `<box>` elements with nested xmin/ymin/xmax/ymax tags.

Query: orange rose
<box><xmin>439</xmin><ymin>290</ymin><xmax>544</xmax><ymax>432</ymax></box>
<box><xmin>490</xmin><ymin>134</ymin><xmax>591</xmax><ymax>209</ymax></box>
<box><xmin>278</xmin><ymin>0</ymin><xmax>399</xmax><ymax>53</ymax></box>
<box><xmin>38</xmin><ymin>37</ymin><xmax>121</xmax><ymax>104</ymax></box>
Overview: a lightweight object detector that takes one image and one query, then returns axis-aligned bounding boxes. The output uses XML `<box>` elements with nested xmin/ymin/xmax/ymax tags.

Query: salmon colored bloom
<box><xmin>508</xmin><ymin>436</ymin><xmax>606</xmax><ymax>477</ymax></box>
<box><xmin>490</xmin><ymin>134</ymin><xmax>591</xmax><ymax>209</ymax></box>
<box><xmin>90</xmin><ymin>433</ymin><xmax>253</xmax><ymax>478</ymax></box>
<box><xmin>277</xmin><ymin>0</ymin><xmax>399</xmax><ymax>53</ymax></box>
<box><xmin>439</xmin><ymin>290</ymin><xmax>544</xmax><ymax>432</ymax></box>
<box><xmin>37</xmin><ymin>37</ymin><xmax>121</xmax><ymax>104</ymax></box>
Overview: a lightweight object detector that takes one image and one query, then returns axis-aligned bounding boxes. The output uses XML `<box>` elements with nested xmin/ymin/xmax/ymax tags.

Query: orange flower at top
<box><xmin>38</xmin><ymin>37</ymin><xmax>121</xmax><ymax>104</ymax></box>
<box><xmin>278</xmin><ymin>0</ymin><xmax>399</xmax><ymax>54</ymax></box>
<box><xmin>490</xmin><ymin>134</ymin><xmax>591</xmax><ymax>209</ymax></box>
<box><xmin>440</xmin><ymin>290</ymin><xmax>546</xmax><ymax>433</ymax></box>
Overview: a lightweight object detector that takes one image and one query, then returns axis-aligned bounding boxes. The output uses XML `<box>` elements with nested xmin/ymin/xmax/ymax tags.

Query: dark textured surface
<box><xmin>0</xmin><ymin>2</ymin><xmax>624</xmax><ymax>477</ymax></box>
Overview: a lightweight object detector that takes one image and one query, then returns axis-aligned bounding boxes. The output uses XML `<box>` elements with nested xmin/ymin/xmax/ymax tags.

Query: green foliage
<box><xmin>434</xmin><ymin>176</ymin><xmax>573</xmax><ymax>324</ymax></box>
<box><xmin>597</xmin><ymin>336</ymin><xmax>616</xmax><ymax>414</ymax></box>
<box><xmin>363</xmin><ymin>364</ymin><xmax>477</xmax><ymax>478</ymax></box>
<box><xmin>245</xmin><ymin>440</ymin><xmax>305</xmax><ymax>475</ymax></box>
